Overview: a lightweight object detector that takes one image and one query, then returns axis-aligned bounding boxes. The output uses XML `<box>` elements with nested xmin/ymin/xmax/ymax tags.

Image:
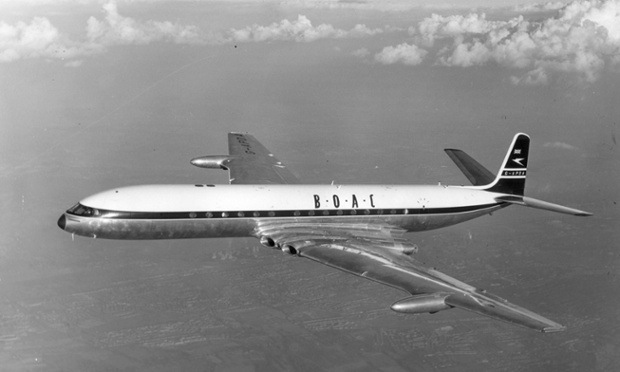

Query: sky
<box><xmin>0</xmin><ymin>0</ymin><xmax>619</xmax><ymax>371</ymax></box>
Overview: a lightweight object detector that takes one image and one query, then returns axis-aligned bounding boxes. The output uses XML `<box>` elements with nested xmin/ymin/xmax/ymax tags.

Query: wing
<box><xmin>255</xmin><ymin>221</ymin><xmax>565</xmax><ymax>333</ymax></box>
<box><xmin>226</xmin><ymin>133</ymin><xmax>299</xmax><ymax>184</ymax></box>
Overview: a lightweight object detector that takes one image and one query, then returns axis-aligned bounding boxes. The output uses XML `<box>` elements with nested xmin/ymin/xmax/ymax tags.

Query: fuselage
<box><xmin>58</xmin><ymin>184</ymin><xmax>507</xmax><ymax>240</ymax></box>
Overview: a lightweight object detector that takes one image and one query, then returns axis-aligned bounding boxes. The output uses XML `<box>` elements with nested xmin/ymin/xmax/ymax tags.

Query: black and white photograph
<box><xmin>1</xmin><ymin>0</ymin><xmax>618</xmax><ymax>371</ymax></box>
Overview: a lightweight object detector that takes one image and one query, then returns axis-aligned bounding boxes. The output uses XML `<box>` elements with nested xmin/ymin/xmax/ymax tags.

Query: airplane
<box><xmin>57</xmin><ymin>132</ymin><xmax>591</xmax><ymax>333</ymax></box>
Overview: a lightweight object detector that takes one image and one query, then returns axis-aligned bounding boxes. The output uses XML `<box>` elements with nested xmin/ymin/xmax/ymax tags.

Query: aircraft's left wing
<box><xmin>191</xmin><ymin>133</ymin><xmax>299</xmax><ymax>184</ymax></box>
<box><xmin>226</xmin><ymin>133</ymin><xmax>299</xmax><ymax>184</ymax></box>
<box><xmin>255</xmin><ymin>221</ymin><xmax>565</xmax><ymax>333</ymax></box>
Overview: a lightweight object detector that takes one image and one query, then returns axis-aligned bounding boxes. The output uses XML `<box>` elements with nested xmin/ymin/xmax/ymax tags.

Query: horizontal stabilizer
<box><xmin>444</xmin><ymin>149</ymin><xmax>495</xmax><ymax>186</ymax></box>
<box><xmin>496</xmin><ymin>195</ymin><xmax>592</xmax><ymax>216</ymax></box>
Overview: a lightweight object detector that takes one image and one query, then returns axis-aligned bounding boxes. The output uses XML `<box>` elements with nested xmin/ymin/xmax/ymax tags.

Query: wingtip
<box><xmin>575</xmin><ymin>211</ymin><xmax>593</xmax><ymax>217</ymax></box>
<box><xmin>542</xmin><ymin>324</ymin><xmax>567</xmax><ymax>333</ymax></box>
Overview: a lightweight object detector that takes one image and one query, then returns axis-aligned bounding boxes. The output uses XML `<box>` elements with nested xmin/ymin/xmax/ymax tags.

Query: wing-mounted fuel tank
<box><xmin>190</xmin><ymin>155</ymin><xmax>236</xmax><ymax>170</ymax></box>
<box><xmin>391</xmin><ymin>293</ymin><xmax>453</xmax><ymax>314</ymax></box>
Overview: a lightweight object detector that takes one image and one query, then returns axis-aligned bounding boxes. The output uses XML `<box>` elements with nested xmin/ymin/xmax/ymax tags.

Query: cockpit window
<box><xmin>67</xmin><ymin>203</ymin><xmax>95</xmax><ymax>217</ymax></box>
<box><xmin>68</xmin><ymin>203</ymin><xmax>83</xmax><ymax>214</ymax></box>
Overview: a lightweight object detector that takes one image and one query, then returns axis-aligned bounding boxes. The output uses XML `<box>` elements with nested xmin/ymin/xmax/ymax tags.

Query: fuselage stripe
<box><xmin>67</xmin><ymin>203</ymin><xmax>502</xmax><ymax>220</ymax></box>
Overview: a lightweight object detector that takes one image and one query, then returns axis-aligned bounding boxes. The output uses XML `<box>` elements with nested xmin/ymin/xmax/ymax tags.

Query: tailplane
<box><xmin>445</xmin><ymin>133</ymin><xmax>591</xmax><ymax>217</ymax></box>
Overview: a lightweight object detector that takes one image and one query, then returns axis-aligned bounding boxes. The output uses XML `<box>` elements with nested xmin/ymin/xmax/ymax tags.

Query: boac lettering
<box><xmin>312</xmin><ymin>193</ymin><xmax>376</xmax><ymax>209</ymax></box>
<box><xmin>333</xmin><ymin>195</ymin><xmax>340</xmax><ymax>208</ymax></box>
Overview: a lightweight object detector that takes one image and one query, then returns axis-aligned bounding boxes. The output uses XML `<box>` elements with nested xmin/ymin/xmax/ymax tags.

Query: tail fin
<box><xmin>445</xmin><ymin>133</ymin><xmax>591</xmax><ymax>216</ymax></box>
<box><xmin>484</xmin><ymin>133</ymin><xmax>530</xmax><ymax>195</ymax></box>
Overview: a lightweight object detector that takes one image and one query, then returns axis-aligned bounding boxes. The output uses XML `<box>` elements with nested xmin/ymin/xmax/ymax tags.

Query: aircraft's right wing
<box><xmin>255</xmin><ymin>220</ymin><xmax>565</xmax><ymax>333</ymax></box>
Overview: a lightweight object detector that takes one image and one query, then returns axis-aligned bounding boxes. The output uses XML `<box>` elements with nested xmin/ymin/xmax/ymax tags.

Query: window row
<box><xmin>67</xmin><ymin>203</ymin><xmax>416</xmax><ymax>219</ymax></box>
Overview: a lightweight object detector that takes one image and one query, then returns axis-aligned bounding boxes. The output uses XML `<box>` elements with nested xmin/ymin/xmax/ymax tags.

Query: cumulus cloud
<box><xmin>64</xmin><ymin>59</ymin><xmax>84</xmax><ymax>68</ymax></box>
<box><xmin>543</xmin><ymin>141</ymin><xmax>579</xmax><ymax>150</ymax></box>
<box><xmin>86</xmin><ymin>1</ymin><xmax>203</xmax><ymax>45</ymax></box>
<box><xmin>411</xmin><ymin>0</ymin><xmax>620</xmax><ymax>84</ymax></box>
<box><xmin>513</xmin><ymin>1</ymin><xmax>567</xmax><ymax>13</ymax></box>
<box><xmin>0</xmin><ymin>1</ymin><xmax>385</xmax><ymax>64</ymax></box>
<box><xmin>280</xmin><ymin>0</ymin><xmax>448</xmax><ymax>12</ymax></box>
<box><xmin>375</xmin><ymin>43</ymin><xmax>427</xmax><ymax>65</ymax></box>
<box><xmin>379</xmin><ymin>0</ymin><xmax>620</xmax><ymax>84</ymax></box>
<box><xmin>0</xmin><ymin>17</ymin><xmax>89</xmax><ymax>62</ymax></box>
<box><xmin>414</xmin><ymin>13</ymin><xmax>524</xmax><ymax>47</ymax></box>
<box><xmin>225</xmin><ymin>15</ymin><xmax>381</xmax><ymax>43</ymax></box>
<box><xmin>0</xmin><ymin>1</ymin><xmax>201</xmax><ymax>63</ymax></box>
<box><xmin>352</xmin><ymin>48</ymin><xmax>370</xmax><ymax>58</ymax></box>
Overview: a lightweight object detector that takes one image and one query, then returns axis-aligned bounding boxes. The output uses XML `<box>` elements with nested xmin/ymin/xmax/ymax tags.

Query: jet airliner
<box><xmin>58</xmin><ymin>133</ymin><xmax>591</xmax><ymax>332</ymax></box>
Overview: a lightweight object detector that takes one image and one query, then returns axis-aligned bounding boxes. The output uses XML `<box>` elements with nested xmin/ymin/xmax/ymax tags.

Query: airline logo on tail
<box><xmin>512</xmin><ymin>150</ymin><xmax>525</xmax><ymax>166</ymax></box>
<box><xmin>484</xmin><ymin>133</ymin><xmax>530</xmax><ymax>195</ymax></box>
<box><xmin>500</xmin><ymin>137</ymin><xmax>529</xmax><ymax>179</ymax></box>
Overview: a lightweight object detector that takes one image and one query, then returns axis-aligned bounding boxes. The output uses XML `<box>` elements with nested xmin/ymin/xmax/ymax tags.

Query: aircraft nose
<box><xmin>57</xmin><ymin>214</ymin><xmax>67</xmax><ymax>230</ymax></box>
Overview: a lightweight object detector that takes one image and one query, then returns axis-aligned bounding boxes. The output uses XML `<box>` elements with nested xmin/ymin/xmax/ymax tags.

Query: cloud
<box><xmin>0</xmin><ymin>1</ymin><xmax>386</xmax><ymax>65</ymax></box>
<box><xmin>64</xmin><ymin>59</ymin><xmax>83</xmax><ymax>68</ymax></box>
<box><xmin>513</xmin><ymin>1</ymin><xmax>567</xmax><ymax>13</ymax></box>
<box><xmin>0</xmin><ymin>17</ymin><xmax>87</xmax><ymax>62</ymax></box>
<box><xmin>543</xmin><ymin>141</ymin><xmax>579</xmax><ymax>150</ymax></box>
<box><xmin>383</xmin><ymin>0</ymin><xmax>620</xmax><ymax>85</ymax></box>
<box><xmin>352</xmin><ymin>48</ymin><xmax>370</xmax><ymax>58</ymax></box>
<box><xmin>86</xmin><ymin>1</ymin><xmax>203</xmax><ymax>45</ymax></box>
<box><xmin>414</xmin><ymin>13</ymin><xmax>523</xmax><ymax>47</ymax></box>
<box><xmin>225</xmin><ymin>15</ymin><xmax>381</xmax><ymax>43</ymax></box>
<box><xmin>280</xmin><ymin>0</ymin><xmax>498</xmax><ymax>12</ymax></box>
<box><xmin>0</xmin><ymin>1</ymin><xmax>201</xmax><ymax>63</ymax></box>
<box><xmin>375</xmin><ymin>43</ymin><xmax>428</xmax><ymax>65</ymax></box>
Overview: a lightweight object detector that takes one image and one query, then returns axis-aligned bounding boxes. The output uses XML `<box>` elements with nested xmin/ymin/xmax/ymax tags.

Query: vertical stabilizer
<box><xmin>446</xmin><ymin>132</ymin><xmax>591</xmax><ymax>215</ymax></box>
<box><xmin>485</xmin><ymin>133</ymin><xmax>530</xmax><ymax>195</ymax></box>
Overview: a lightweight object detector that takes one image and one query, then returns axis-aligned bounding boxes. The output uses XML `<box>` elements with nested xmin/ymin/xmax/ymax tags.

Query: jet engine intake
<box><xmin>259</xmin><ymin>236</ymin><xmax>276</xmax><ymax>248</ymax></box>
<box><xmin>281</xmin><ymin>244</ymin><xmax>297</xmax><ymax>255</ymax></box>
<box><xmin>391</xmin><ymin>294</ymin><xmax>452</xmax><ymax>314</ymax></box>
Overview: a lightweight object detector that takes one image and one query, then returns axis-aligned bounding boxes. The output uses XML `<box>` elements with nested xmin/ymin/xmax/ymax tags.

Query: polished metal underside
<box><xmin>61</xmin><ymin>203</ymin><xmax>505</xmax><ymax>240</ymax></box>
